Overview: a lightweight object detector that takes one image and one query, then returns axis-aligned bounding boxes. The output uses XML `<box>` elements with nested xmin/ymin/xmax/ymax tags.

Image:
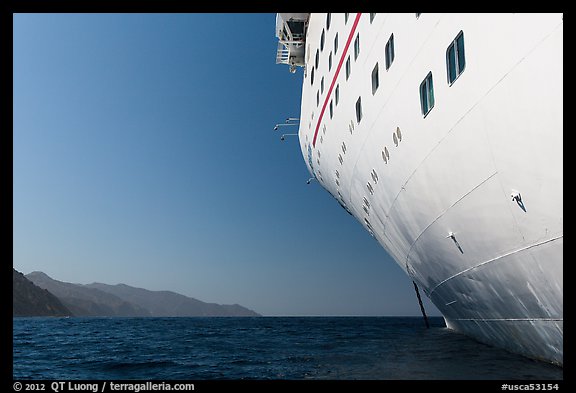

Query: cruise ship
<box><xmin>275</xmin><ymin>13</ymin><xmax>563</xmax><ymax>366</ymax></box>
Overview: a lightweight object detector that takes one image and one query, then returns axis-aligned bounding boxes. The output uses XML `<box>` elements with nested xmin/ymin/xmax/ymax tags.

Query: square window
<box><xmin>334</xmin><ymin>33</ymin><xmax>339</xmax><ymax>54</ymax></box>
<box><xmin>385</xmin><ymin>34</ymin><xmax>395</xmax><ymax>70</ymax></box>
<box><xmin>356</xmin><ymin>96</ymin><xmax>362</xmax><ymax>123</ymax></box>
<box><xmin>447</xmin><ymin>31</ymin><xmax>466</xmax><ymax>85</ymax></box>
<box><xmin>354</xmin><ymin>34</ymin><xmax>360</xmax><ymax>60</ymax></box>
<box><xmin>420</xmin><ymin>72</ymin><xmax>434</xmax><ymax>116</ymax></box>
<box><xmin>346</xmin><ymin>56</ymin><xmax>351</xmax><ymax>80</ymax></box>
<box><xmin>371</xmin><ymin>63</ymin><xmax>379</xmax><ymax>95</ymax></box>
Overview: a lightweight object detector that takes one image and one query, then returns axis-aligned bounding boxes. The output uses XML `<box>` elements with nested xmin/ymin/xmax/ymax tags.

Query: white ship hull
<box><xmin>277</xmin><ymin>13</ymin><xmax>563</xmax><ymax>365</ymax></box>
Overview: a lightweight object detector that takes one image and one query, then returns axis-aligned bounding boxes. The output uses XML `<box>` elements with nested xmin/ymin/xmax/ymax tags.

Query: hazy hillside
<box><xmin>26</xmin><ymin>271</ymin><xmax>151</xmax><ymax>317</ymax></box>
<box><xmin>87</xmin><ymin>282</ymin><xmax>260</xmax><ymax>317</ymax></box>
<box><xmin>13</xmin><ymin>268</ymin><xmax>72</xmax><ymax>317</ymax></box>
<box><xmin>25</xmin><ymin>271</ymin><xmax>260</xmax><ymax>317</ymax></box>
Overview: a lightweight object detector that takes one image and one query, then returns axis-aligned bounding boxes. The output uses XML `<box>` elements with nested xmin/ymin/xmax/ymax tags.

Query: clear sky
<box><xmin>13</xmin><ymin>13</ymin><xmax>440</xmax><ymax>317</ymax></box>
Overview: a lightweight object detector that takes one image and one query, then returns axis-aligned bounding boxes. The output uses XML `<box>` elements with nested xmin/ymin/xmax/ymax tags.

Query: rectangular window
<box><xmin>346</xmin><ymin>56</ymin><xmax>351</xmax><ymax>80</ymax></box>
<box><xmin>321</xmin><ymin>77</ymin><xmax>324</xmax><ymax>94</ymax></box>
<box><xmin>326</xmin><ymin>13</ymin><xmax>331</xmax><ymax>30</ymax></box>
<box><xmin>345</xmin><ymin>13</ymin><xmax>349</xmax><ymax>24</ymax></box>
<box><xmin>354</xmin><ymin>33</ymin><xmax>360</xmax><ymax>60</ymax></box>
<box><xmin>330</xmin><ymin>100</ymin><xmax>333</xmax><ymax>119</ymax></box>
<box><xmin>371</xmin><ymin>63</ymin><xmax>379</xmax><ymax>95</ymax></box>
<box><xmin>329</xmin><ymin>52</ymin><xmax>332</xmax><ymax>71</ymax></box>
<box><xmin>334</xmin><ymin>33</ymin><xmax>339</xmax><ymax>54</ymax></box>
<box><xmin>316</xmin><ymin>90</ymin><xmax>320</xmax><ymax>107</ymax></box>
<box><xmin>385</xmin><ymin>33</ymin><xmax>395</xmax><ymax>70</ymax></box>
<box><xmin>335</xmin><ymin>84</ymin><xmax>340</xmax><ymax>105</ymax></box>
<box><xmin>370</xmin><ymin>13</ymin><xmax>376</xmax><ymax>23</ymax></box>
<box><xmin>447</xmin><ymin>30</ymin><xmax>466</xmax><ymax>85</ymax></box>
<box><xmin>420</xmin><ymin>72</ymin><xmax>434</xmax><ymax>116</ymax></box>
<box><xmin>356</xmin><ymin>96</ymin><xmax>362</xmax><ymax>123</ymax></box>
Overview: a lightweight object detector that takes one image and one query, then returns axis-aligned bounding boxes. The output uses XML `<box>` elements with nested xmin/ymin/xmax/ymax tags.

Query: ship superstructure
<box><xmin>275</xmin><ymin>13</ymin><xmax>563</xmax><ymax>365</ymax></box>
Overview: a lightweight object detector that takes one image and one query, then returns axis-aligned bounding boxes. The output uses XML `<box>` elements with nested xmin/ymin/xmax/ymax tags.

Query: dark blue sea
<box><xmin>13</xmin><ymin>317</ymin><xmax>562</xmax><ymax>381</ymax></box>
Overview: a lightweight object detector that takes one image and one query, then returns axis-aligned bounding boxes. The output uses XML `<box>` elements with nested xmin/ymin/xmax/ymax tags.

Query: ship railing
<box><xmin>276</xmin><ymin>42</ymin><xmax>290</xmax><ymax>64</ymax></box>
<box><xmin>276</xmin><ymin>39</ymin><xmax>305</xmax><ymax>65</ymax></box>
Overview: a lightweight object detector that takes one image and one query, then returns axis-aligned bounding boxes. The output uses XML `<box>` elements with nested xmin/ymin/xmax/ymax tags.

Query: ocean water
<box><xmin>13</xmin><ymin>316</ymin><xmax>562</xmax><ymax>380</ymax></box>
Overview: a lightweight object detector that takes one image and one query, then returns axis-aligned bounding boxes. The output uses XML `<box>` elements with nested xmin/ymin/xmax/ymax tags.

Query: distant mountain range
<box><xmin>13</xmin><ymin>269</ymin><xmax>72</xmax><ymax>317</ymax></box>
<box><xmin>13</xmin><ymin>269</ymin><xmax>260</xmax><ymax>317</ymax></box>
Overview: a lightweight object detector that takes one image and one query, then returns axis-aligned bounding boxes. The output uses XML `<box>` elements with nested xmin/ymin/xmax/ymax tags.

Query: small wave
<box><xmin>101</xmin><ymin>360</ymin><xmax>177</xmax><ymax>371</ymax></box>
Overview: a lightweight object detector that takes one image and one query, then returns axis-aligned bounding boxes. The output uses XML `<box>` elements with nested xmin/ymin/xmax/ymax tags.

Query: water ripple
<box><xmin>13</xmin><ymin>316</ymin><xmax>562</xmax><ymax>380</ymax></box>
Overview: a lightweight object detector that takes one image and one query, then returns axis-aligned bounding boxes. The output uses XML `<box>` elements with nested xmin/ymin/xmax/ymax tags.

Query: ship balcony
<box><xmin>275</xmin><ymin>13</ymin><xmax>308</xmax><ymax>72</ymax></box>
<box><xmin>275</xmin><ymin>41</ymin><xmax>305</xmax><ymax>69</ymax></box>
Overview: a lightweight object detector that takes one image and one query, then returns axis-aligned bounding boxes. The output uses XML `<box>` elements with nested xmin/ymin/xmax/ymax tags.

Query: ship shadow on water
<box><xmin>305</xmin><ymin>317</ymin><xmax>562</xmax><ymax>380</ymax></box>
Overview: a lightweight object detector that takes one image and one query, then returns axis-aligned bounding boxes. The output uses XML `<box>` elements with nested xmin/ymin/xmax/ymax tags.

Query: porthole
<box><xmin>363</xmin><ymin>196</ymin><xmax>370</xmax><ymax>208</ymax></box>
<box><xmin>371</xmin><ymin>169</ymin><xmax>379</xmax><ymax>183</ymax></box>
<box><xmin>382</xmin><ymin>147</ymin><xmax>390</xmax><ymax>163</ymax></box>
<box><xmin>364</xmin><ymin>217</ymin><xmax>373</xmax><ymax>231</ymax></box>
<box><xmin>367</xmin><ymin>182</ymin><xmax>374</xmax><ymax>195</ymax></box>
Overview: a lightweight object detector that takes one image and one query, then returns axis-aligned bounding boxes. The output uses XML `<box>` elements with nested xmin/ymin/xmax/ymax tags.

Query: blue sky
<box><xmin>13</xmin><ymin>13</ymin><xmax>440</xmax><ymax>317</ymax></box>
